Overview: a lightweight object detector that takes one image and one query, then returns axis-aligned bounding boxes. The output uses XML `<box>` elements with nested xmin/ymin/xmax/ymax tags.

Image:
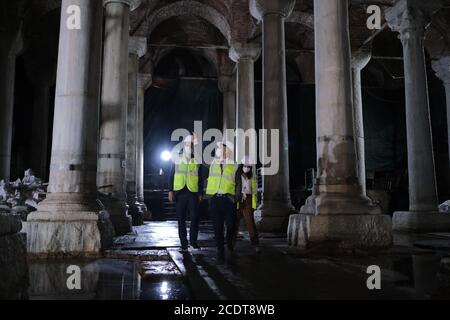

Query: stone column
<box><xmin>352</xmin><ymin>49</ymin><xmax>372</xmax><ymax>196</ymax></box>
<box><xmin>432</xmin><ymin>57</ymin><xmax>450</xmax><ymax>165</ymax></box>
<box><xmin>126</xmin><ymin>37</ymin><xmax>146</xmax><ymax>226</ymax></box>
<box><xmin>287</xmin><ymin>0</ymin><xmax>391</xmax><ymax>250</ymax></box>
<box><xmin>24</xmin><ymin>0</ymin><xmax>104</xmax><ymax>255</ymax></box>
<box><xmin>98</xmin><ymin>0</ymin><xmax>141</xmax><ymax>235</ymax></box>
<box><xmin>432</xmin><ymin>56</ymin><xmax>450</xmax><ymax>213</ymax></box>
<box><xmin>229</xmin><ymin>45</ymin><xmax>260</xmax><ymax>163</ymax></box>
<box><xmin>250</xmin><ymin>0</ymin><xmax>296</xmax><ymax>232</ymax></box>
<box><xmin>218</xmin><ymin>74</ymin><xmax>237</xmax><ymax>133</ymax></box>
<box><xmin>386</xmin><ymin>0</ymin><xmax>450</xmax><ymax>232</ymax></box>
<box><xmin>0</xmin><ymin>27</ymin><xmax>21</xmax><ymax>181</ymax></box>
<box><xmin>137</xmin><ymin>73</ymin><xmax>152</xmax><ymax>219</ymax></box>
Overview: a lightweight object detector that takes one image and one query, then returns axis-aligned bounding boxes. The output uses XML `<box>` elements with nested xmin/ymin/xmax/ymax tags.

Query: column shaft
<box><xmin>25</xmin><ymin>0</ymin><xmax>104</xmax><ymax>255</ymax></box>
<box><xmin>0</xmin><ymin>44</ymin><xmax>16</xmax><ymax>181</ymax></box>
<box><xmin>385</xmin><ymin>0</ymin><xmax>449</xmax><ymax>232</ymax></box>
<box><xmin>256</xmin><ymin>12</ymin><xmax>294</xmax><ymax>232</ymax></box>
<box><xmin>351</xmin><ymin>51</ymin><xmax>371</xmax><ymax>196</ymax></box>
<box><xmin>136</xmin><ymin>74</ymin><xmax>151</xmax><ymax>216</ymax></box>
<box><xmin>126</xmin><ymin>53</ymin><xmax>139</xmax><ymax>215</ymax></box>
<box><xmin>403</xmin><ymin>34</ymin><xmax>438</xmax><ymax>211</ymax></box>
<box><xmin>98</xmin><ymin>1</ymin><xmax>133</xmax><ymax>235</ymax></box>
<box><xmin>287</xmin><ymin>0</ymin><xmax>391</xmax><ymax>250</ymax></box>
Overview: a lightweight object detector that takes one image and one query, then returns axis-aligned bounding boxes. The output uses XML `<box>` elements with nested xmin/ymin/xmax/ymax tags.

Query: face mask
<box><xmin>243</xmin><ymin>167</ymin><xmax>251</xmax><ymax>173</ymax></box>
<box><xmin>215</xmin><ymin>148</ymin><xmax>223</xmax><ymax>159</ymax></box>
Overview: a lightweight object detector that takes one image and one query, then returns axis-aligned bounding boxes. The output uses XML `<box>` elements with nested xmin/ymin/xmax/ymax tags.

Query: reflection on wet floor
<box><xmin>28</xmin><ymin>259</ymin><xmax>193</xmax><ymax>300</ymax></box>
<box><xmin>18</xmin><ymin>222</ymin><xmax>450</xmax><ymax>300</ymax></box>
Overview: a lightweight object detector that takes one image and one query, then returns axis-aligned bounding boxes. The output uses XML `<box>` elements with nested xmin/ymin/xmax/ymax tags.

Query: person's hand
<box><xmin>168</xmin><ymin>191</ymin><xmax>174</xmax><ymax>203</ymax></box>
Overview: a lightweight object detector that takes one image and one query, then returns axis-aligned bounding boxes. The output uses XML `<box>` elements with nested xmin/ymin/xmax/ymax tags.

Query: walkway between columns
<box><xmin>107</xmin><ymin>222</ymin><xmax>450</xmax><ymax>300</ymax></box>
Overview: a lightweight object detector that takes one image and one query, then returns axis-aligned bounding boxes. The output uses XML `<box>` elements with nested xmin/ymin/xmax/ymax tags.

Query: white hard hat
<box><xmin>184</xmin><ymin>134</ymin><xmax>199</xmax><ymax>145</ymax></box>
<box><xmin>216</xmin><ymin>140</ymin><xmax>234</xmax><ymax>152</ymax></box>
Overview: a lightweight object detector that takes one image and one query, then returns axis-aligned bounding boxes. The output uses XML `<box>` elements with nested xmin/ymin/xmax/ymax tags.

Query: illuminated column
<box><xmin>98</xmin><ymin>0</ymin><xmax>141</xmax><ymax>235</ymax></box>
<box><xmin>25</xmin><ymin>0</ymin><xmax>104</xmax><ymax>255</ymax></box>
<box><xmin>250</xmin><ymin>0</ymin><xmax>296</xmax><ymax>232</ymax></box>
<box><xmin>288</xmin><ymin>0</ymin><xmax>392</xmax><ymax>249</ymax></box>
<box><xmin>386</xmin><ymin>0</ymin><xmax>450</xmax><ymax>232</ymax></box>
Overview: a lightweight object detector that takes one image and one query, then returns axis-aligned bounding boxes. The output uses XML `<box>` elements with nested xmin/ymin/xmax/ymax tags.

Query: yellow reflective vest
<box><xmin>173</xmin><ymin>159</ymin><xmax>199</xmax><ymax>193</ymax></box>
<box><xmin>206</xmin><ymin>160</ymin><xmax>237</xmax><ymax>196</ymax></box>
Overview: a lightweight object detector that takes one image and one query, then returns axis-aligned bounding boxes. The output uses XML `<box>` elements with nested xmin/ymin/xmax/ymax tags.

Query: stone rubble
<box><xmin>0</xmin><ymin>169</ymin><xmax>47</xmax><ymax>220</ymax></box>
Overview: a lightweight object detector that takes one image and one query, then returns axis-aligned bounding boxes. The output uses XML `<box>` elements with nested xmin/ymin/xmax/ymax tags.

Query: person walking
<box><xmin>168</xmin><ymin>135</ymin><xmax>203</xmax><ymax>251</ymax></box>
<box><xmin>233</xmin><ymin>157</ymin><xmax>260</xmax><ymax>253</ymax></box>
<box><xmin>206</xmin><ymin>141</ymin><xmax>239</xmax><ymax>261</ymax></box>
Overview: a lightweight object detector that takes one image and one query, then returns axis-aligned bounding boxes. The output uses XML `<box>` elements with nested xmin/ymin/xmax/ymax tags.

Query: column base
<box><xmin>393</xmin><ymin>211</ymin><xmax>450</xmax><ymax>232</ymax></box>
<box><xmin>254</xmin><ymin>201</ymin><xmax>297</xmax><ymax>233</ymax></box>
<box><xmin>22</xmin><ymin>193</ymin><xmax>102</xmax><ymax>256</ymax></box>
<box><xmin>287</xmin><ymin>213</ymin><xmax>392</xmax><ymax>251</ymax></box>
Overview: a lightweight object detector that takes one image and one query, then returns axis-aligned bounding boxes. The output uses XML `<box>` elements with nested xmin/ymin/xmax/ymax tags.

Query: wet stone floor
<box><xmin>21</xmin><ymin>221</ymin><xmax>450</xmax><ymax>300</ymax></box>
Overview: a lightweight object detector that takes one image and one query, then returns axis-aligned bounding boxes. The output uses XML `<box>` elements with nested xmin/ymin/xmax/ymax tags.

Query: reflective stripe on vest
<box><xmin>206</xmin><ymin>161</ymin><xmax>237</xmax><ymax>196</ymax></box>
<box><xmin>173</xmin><ymin>160</ymin><xmax>199</xmax><ymax>193</ymax></box>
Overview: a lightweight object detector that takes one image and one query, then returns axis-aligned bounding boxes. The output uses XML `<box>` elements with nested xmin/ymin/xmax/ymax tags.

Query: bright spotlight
<box><xmin>161</xmin><ymin>150</ymin><xmax>172</xmax><ymax>162</ymax></box>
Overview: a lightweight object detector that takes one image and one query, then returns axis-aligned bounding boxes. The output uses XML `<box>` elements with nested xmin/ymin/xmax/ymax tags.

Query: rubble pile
<box><xmin>0</xmin><ymin>169</ymin><xmax>47</xmax><ymax>220</ymax></box>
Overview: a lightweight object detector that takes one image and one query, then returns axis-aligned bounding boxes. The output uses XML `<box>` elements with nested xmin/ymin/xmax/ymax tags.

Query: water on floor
<box><xmin>27</xmin><ymin>259</ymin><xmax>193</xmax><ymax>300</ymax></box>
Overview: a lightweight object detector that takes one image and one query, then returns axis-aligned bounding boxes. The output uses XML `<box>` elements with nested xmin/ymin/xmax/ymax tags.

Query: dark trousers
<box><xmin>210</xmin><ymin>195</ymin><xmax>236</xmax><ymax>250</ymax></box>
<box><xmin>176</xmin><ymin>191</ymin><xmax>199</xmax><ymax>246</ymax></box>
<box><xmin>234</xmin><ymin>197</ymin><xmax>259</xmax><ymax>246</ymax></box>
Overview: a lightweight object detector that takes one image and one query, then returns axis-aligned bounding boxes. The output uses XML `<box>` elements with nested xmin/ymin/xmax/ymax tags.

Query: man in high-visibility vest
<box><xmin>206</xmin><ymin>141</ymin><xmax>239</xmax><ymax>261</ymax></box>
<box><xmin>168</xmin><ymin>135</ymin><xmax>204</xmax><ymax>251</ymax></box>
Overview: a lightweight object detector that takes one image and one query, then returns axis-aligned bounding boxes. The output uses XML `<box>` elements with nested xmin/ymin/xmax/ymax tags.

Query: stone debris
<box><xmin>104</xmin><ymin>249</ymin><xmax>171</xmax><ymax>261</ymax></box>
<box><xmin>439</xmin><ymin>201</ymin><xmax>450</xmax><ymax>213</ymax></box>
<box><xmin>0</xmin><ymin>169</ymin><xmax>47</xmax><ymax>220</ymax></box>
<box><xmin>139</xmin><ymin>261</ymin><xmax>182</xmax><ymax>279</ymax></box>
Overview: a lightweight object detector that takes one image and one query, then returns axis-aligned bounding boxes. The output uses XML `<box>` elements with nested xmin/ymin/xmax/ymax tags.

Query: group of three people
<box><xmin>168</xmin><ymin>135</ymin><xmax>259</xmax><ymax>261</ymax></box>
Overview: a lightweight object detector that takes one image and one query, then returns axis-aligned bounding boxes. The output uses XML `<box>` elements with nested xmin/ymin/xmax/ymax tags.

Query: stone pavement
<box><xmin>109</xmin><ymin>221</ymin><xmax>450</xmax><ymax>300</ymax></box>
<box><xmin>20</xmin><ymin>221</ymin><xmax>450</xmax><ymax>300</ymax></box>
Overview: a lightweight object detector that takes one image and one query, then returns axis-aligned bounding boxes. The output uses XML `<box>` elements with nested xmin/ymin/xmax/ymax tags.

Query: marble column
<box><xmin>126</xmin><ymin>37</ymin><xmax>147</xmax><ymax>226</ymax></box>
<box><xmin>24</xmin><ymin>0</ymin><xmax>104</xmax><ymax>255</ymax></box>
<box><xmin>386</xmin><ymin>0</ymin><xmax>450</xmax><ymax>232</ymax></box>
<box><xmin>352</xmin><ymin>49</ymin><xmax>372</xmax><ymax>196</ymax></box>
<box><xmin>250</xmin><ymin>0</ymin><xmax>296</xmax><ymax>232</ymax></box>
<box><xmin>98</xmin><ymin>0</ymin><xmax>141</xmax><ymax>235</ymax></box>
<box><xmin>0</xmin><ymin>28</ymin><xmax>21</xmax><ymax>181</ymax></box>
<box><xmin>432</xmin><ymin>57</ymin><xmax>450</xmax><ymax>165</ymax></box>
<box><xmin>288</xmin><ymin>0</ymin><xmax>391</xmax><ymax>250</ymax></box>
<box><xmin>218</xmin><ymin>74</ymin><xmax>237</xmax><ymax>133</ymax></box>
<box><xmin>230</xmin><ymin>45</ymin><xmax>260</xmax><ymax>162</ymax></box>
<box><xmin>432</xmin><ymin>56</ymin><xmax>450</xmax><ymax>213</ymax></box>
<box><xmin>137</xmin><ymin>73</ymin><xmax>152</xmax><ymax>219</ymax></box>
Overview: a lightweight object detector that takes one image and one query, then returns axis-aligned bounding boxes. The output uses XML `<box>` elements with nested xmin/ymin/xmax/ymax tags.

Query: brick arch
<box><xmin>146</xmin><ymin>1</ymin><xmax>232</xmax><ymax>45</ymax></box>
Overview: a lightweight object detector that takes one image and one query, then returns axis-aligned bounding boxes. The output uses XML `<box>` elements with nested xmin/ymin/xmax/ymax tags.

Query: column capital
<box><xmin>432</xmin><ymin>56</ymin><xmax>450</xmax><ymax>85</ymax></box>
<box><xmin>129</xmin><ymin>36</ymin><xmax>147</xmax><ymax>58</ymax></box>
<box><xmin>138</xmin><ymin>73</ymin><xmax>152</xmax><ymax>90</ymax></box>
<box><xmin>229</xmin><ymin>44</ymin><xmax>261</xmax><ymax>63</ymax></box>
<box><xmin>104</xmin><ymin>0</ymin><xmax>142</xmax><ymax>11</ymax></box>
<box><xmin>385</xmin><ymin>0</ymin><xmax>442</xmax><ymax>43</ymax></box>
<box><xmin>249</xmin><ymin>0</ymin><xmax>296</xmax><ymax>22</ymax></box>
<box><xmin>352</xmin><ymin>49</ymin><xmax>372</xmax><ymax>71</ymax></box>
